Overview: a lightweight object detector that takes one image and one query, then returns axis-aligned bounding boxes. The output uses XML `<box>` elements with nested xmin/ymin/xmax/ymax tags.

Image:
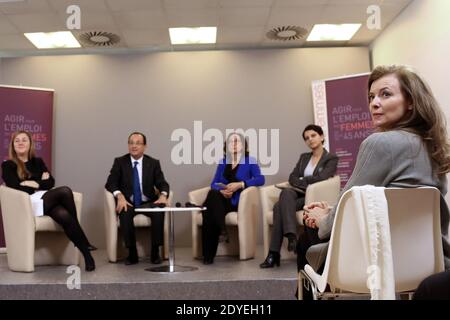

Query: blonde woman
<box><xmin>2</xmin><ymin>131</ymin><xmax>96</xmax><ymax>271</ymax></box>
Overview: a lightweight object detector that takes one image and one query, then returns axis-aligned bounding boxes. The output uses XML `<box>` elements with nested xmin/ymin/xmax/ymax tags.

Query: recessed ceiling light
<box><xmin>24</xmin><ymin>31</ymin><xmax>81</xmax><ymax>49</ymax></box>
<box><xmin>307</xmin><ymin>24</ymin><xmax>361</xmax><ymax>41</ymax></box>
<box><xmin>169</xmin><ymin>27</ymin><xmax>217</xmax><ymax>45</ymax></box>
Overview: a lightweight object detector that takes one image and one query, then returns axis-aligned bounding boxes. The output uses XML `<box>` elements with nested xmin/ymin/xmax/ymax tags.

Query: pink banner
<box><xmin>326</xmin><ymin>75</ymin><xmax>373</xmax><ymax>187</ymax></box>
<box><xmin>0</xmin><ymin>85</ymin><xmax>54</xmax><ymax>248</ymax></box>
<box><xmin>313</xmin><ymin>74</ymin><xmax>373</xmax><ymax>188</ymax></box>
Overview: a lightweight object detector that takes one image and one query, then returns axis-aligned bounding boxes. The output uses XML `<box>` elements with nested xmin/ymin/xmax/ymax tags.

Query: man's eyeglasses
<box><xmin>128</xmin><ymin>142</ymin><xmax>145</xmax><ymax>146</ymax></box>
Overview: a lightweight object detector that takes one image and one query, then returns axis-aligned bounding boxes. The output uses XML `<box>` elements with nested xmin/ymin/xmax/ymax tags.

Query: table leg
<box><xmin>169</xmin><ymin>210</ymin><xmax>174</xmax><ymax>272</ymax></box>
<box><xmin>146</xmin><ymin>209</ymin><xmax>198</xmax><ymax>273</ymax></box>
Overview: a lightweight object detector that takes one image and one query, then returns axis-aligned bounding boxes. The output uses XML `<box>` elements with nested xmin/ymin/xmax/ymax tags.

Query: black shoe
<box><xmin>203</xmin><ymin>257</ymin><xmax>214</xmax><ymax>265</ymax></box>
<box><xmin>125</xmin><ymin>247</ymin><xmax>138</xmax><ymax>265</ymax></box>
<box><xmin>125</xmin><ymin>255</ymin><xmax>138</xmax><ymax>265</ymax></box>
<box><xmin>84</xmin><ymin>253</ymin><xmax>96</xmax><ymax>272</ymax></box>
<box><xmin>259</xmin><ymin>251</ymin><xmax>280</xmax><ymax>268</ymax></box>
<box><xmin>287</xmin><ymin>234</ymin><xmax>297</xmax><ymax>253</ymax></box>
<box><xmin>151</xmin><ymin>246</ymin><xmax>162</xmax><ymax>264</ymax></box>
<box><xmin>87</xmin><ymin>244</ymin><xmax>98</xmax><ymax>251</ymax></box>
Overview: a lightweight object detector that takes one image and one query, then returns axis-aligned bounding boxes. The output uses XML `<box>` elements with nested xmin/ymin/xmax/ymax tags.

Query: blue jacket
<box><xmin>210</xmin><ymin>156</ymin><xmax>265</xmax><ymax>207</ymax></box>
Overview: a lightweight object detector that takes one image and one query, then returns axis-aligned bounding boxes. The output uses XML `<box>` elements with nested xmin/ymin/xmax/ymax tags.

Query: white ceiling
<box><xmin>0</xmin><ymin>0</ymin><xmax>412</xmax><ymax>55</ymax></box>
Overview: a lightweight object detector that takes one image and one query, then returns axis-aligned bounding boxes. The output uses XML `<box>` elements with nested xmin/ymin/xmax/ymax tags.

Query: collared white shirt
<box><xmin>303</xmin><ymin>158</ymin><xmax>317</xmax><ymax>177</ymax></box>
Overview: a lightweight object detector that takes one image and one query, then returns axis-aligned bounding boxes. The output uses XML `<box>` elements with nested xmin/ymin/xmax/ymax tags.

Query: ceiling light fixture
<box><xmin>24</xmin><ymin>31</ymin><xmax>81</xmax><ymax>49</ymax></box>
<box><xmin>307</xmin><ymin>24</ymin><xmax>361</xmax><ymax>41</ymax></box>
<box><xmin>169</xmin><ymin>27</ymin><xmax>217</xmax><ymax>45</ymax></box>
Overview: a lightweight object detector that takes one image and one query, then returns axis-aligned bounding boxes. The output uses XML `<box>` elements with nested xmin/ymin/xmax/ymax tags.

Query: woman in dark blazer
<box><xmin>260</xmin><ymin>124</ymin><xmax>338</xmax><ymax>268</ymax></box>
<box><xmin>1</xmin><ymin>131</ymin><xmax>96</xmax><ymax>271</ymax></box>
<box><xmin>202</xmin><ymin>132</ymin><xmax>265</xmax><ymax>265</ymax></box>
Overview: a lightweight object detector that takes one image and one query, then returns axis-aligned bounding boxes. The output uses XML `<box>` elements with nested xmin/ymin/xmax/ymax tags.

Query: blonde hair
<box><xmin>8</xmin><ymin>131</ymin><xmax>36</xmax><ymax>180</ymax></box>
<box><xmin>368</xmin><ymin>65</ymin><xmax>450</xmax><ymax>175</ymax></box>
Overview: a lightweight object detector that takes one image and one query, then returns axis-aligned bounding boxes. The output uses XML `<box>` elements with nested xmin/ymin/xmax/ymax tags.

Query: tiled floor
<box><xmin>0</xmin><ymin>246</ymin><xmax>299</xmax><ymax>300</ymax></box>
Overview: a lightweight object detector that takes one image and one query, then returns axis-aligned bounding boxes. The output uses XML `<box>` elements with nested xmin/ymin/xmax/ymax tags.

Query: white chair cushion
<box><xmin>35</xmin><ymin>216</ymin><xmax>63</xmax><ymax>232</ymax></box>
<box><xmin>195</xmin><ymin>211</ymin><xmax>238</xmax><ymax>226</ymax></box>
<box><xmin>133</xmin><ymin>214</ymin><xmax>151</xmax><ymax>227</ymax></box>
<box><xmin>266</xmin><ymin>210</ymin><xmax>304</xmax><ymax>225</ymax></box>
<box><xmin>116</xmin><ymin>214</ymin><xmax>152</xmax><ymax>227</ymax></box>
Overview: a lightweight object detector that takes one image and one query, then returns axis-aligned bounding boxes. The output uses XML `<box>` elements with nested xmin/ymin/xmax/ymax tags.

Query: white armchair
<box><xmin>260</xmin><ymin>176</ymin><xmax>340</xmax><ymax>257</ymax></box>
<box><xmin>298</xmin><ymin>187</ymin><xmax>444</xmax><ymax>300</ymax></box>
<box><xmin>104</xmin><ymin>189</ymin><xmax>172</xmax><ymax>263</ymax></box>
<box><xmin>189</xmin><ymin>186</ymin><xmax>260</xmax><ymax>260</ymax></box>
<box><xmin>0</xmin><ymin>185</ymin><xmax>82</xmax><ymax>272</ymax></box>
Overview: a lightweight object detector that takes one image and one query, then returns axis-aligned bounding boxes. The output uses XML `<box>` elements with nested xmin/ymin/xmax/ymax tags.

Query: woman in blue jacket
<box><xmin>202</xmin><ymin>132</ymin><xmax>265</xmax><ymax>265</ymax></box>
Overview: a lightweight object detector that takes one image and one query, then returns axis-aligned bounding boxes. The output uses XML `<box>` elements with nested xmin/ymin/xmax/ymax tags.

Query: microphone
<box><xmin>148</xmin><ymin>203</ymin><xmax>166</xmax><ymax>208</ymax></box>
<box><xmin>175</xmin><ymin>202</ymin><xmax>182</xmax><ymax>208</ymax></box>
<box><xmin>185</xmin><ymin>202</ymin><xmax>198</xmax><ymax>208</ymax></box>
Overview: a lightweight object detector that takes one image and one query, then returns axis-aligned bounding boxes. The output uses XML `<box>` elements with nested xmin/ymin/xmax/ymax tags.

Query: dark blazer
<box><xmin>105</xmin><ymin>154</ymin><xmax>170</xmax><ymax>203</ymax></box>
<box><xmin>2</xmin><ymin>157</ymin><xmax>55</xmax><ymax>195</ymax></box>
<box><xmin>288</xmin><ymin>149</ymin><xmax>338</xmax><ymax>190</ymax></box>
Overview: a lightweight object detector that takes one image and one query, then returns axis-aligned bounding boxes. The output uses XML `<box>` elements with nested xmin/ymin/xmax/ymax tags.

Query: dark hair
<box><xmin>223</xmin><ymin>132</ymin><xmax>249</xmax><ymax>157</ymax></box>
<box><xmin>128</xmin><ymin>132</ymin><xmax>147</xmax><ymax>145</ymax></box>
<box><xmin>369</xmin><ymin>65</ymin><xmax>450</xmax><ymax>175</ymax></box>
<box><xmin>302</xmin><ymin>124</ymin><xmax>324</xmax><ymax>144</ymax></box>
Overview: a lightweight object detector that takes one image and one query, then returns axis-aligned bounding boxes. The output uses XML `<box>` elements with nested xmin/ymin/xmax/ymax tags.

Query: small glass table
<box><xmin>135</xmin><ymin>206</ymin><xmax>205</xmax><ymax>273</ymax></box>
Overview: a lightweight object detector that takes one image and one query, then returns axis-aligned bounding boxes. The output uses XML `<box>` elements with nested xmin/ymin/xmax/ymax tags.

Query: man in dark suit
<box><xmin>105</xmin><ymin>132</ymin><xmax>170</xmax><ymax>265</ymax></box>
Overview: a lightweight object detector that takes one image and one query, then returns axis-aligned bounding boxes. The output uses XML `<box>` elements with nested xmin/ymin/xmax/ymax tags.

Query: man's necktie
<box><xmin>133</xmin><ymin>161</ymin><xmax>142</xmax><ymax>207</ymax></box>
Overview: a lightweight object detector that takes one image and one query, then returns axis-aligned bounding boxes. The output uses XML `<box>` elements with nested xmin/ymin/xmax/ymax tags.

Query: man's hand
<box><xmin>303</xmin><ymin>201</ymin><xmax>331</xmax><ymax>229</ymax></box>
<box><xmin>20</xmin><ymin>180</ymin><xmax>39</xmax><ymax>189</ymax></box>
<box><xmin>116</xmin><ymin>193</ymin><xmax>132</xmax><ymax>213</ymax></box>
<box><xmin>41</xmin><ymin>172</ymin><xmax>50</xmax><ymax>180</ymax></box>
<box><xmin>154</xmin><ymin>194</ymin><xmax>168</xmax><ymax>205</ymax></box>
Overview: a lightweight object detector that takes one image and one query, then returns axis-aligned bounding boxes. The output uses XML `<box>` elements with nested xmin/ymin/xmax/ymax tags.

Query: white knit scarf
<box><xmin>352</xmin><ymin>186</ymin><xmax>395</xmax><ymax>300</ymax></box>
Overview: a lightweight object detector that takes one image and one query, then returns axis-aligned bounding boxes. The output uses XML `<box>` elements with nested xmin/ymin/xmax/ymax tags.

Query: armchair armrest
<box><xmin>237</xmin><ymin>186</ymin><xmax>260</xmax><ymax>259</ymax></box>
<box><xmin>189</xmin><ymin>186</ymin><xmax>210</xmax><ymax>221</ymax></box>
<box><xmin>72</xmin><ymin>192</ymin><xmax>83</xmax><ymax>220</ymax></box>
<box><xmin>0</xmin><ymin>185</ymin><xmax>36</xmax><ymax>271</ymax></box>
<box><xmin>304</xmin><ymin>176</ymin><xmax>340</xmax><ymax>206</ymax></box>
<box><xmin>260</xmin><ymin>182</ymin><xmax>284</xmax><ymax>222</ymax></box>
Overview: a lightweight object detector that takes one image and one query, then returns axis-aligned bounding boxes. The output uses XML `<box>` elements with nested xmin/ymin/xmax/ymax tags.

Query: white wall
<box><xmin>371</xmin><ymin>0</ymin><xmax>450</xmax><ymax>209</ymax></box>
<box><xmin>1</xmin><ymin>47</ymin><xmax>370</xmax><ymax>248</ymax></box>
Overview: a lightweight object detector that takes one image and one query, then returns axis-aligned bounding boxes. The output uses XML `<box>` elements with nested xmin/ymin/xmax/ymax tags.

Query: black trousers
<box><xmin>118</xmin><ymin>202</ymin><xmax>165</xmax><ymax>249</ymax></box>
<box><xmin>297</xmin><ymin>225</ymin><xmax>325</xmax><ymax>272</ymax></box>
<box><xmin>270</xmin><ymin>188</ymin><xmax>305</xmax><ymax>253</ymax></box>
<box><xmin>413</xmin><ymin>270</ymin><xmax>450</xmax><ymax>300</ymax></box>
<box><xmin>42</xmin><ymin>186</ymin><xmax>90</xmax><ymax>255</ymax></box>
<box><xmin>295</xmin><ymin>226</ymin><xmax>327</xmax><ymax>300</ymax></box>
<box><xmin>202</xmin><ymin>189</ymin><xmax>236</xmax><ymax>260</ymax></box>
